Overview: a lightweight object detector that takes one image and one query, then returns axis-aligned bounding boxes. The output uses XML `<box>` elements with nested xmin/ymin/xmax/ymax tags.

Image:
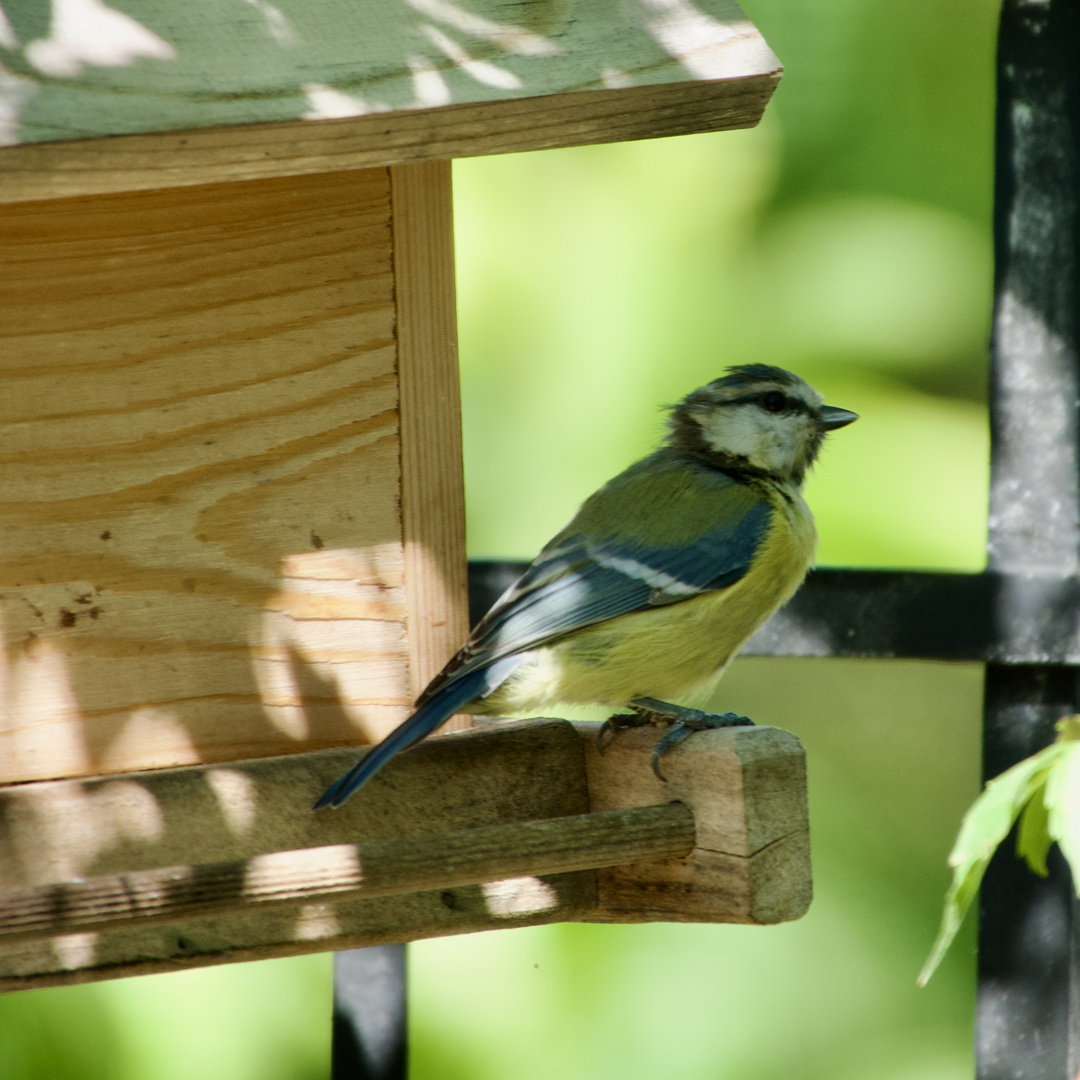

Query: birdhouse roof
<box><xmin>0</xmin><ymin>0</ymin><xmax>781</xmax><ymax>202</ymax></box>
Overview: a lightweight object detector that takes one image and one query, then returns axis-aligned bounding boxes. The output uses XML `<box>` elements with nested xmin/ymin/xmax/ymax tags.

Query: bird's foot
<box><xmin>625</xmin><ymin>697</ymin><xmax>754</xmax><ymax>780</ymax></box>
<box><xmin>597</xmin><ymin>711</ymin><xmax>654</xmax><ymax>753</ymax></box>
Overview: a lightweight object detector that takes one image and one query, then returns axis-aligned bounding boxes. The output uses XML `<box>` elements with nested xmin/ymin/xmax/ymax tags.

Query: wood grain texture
<box><xmin>578</xmin><ymin>721</ymin><xmax>812</xmax><ymax>925</ymax></box>
<box><xmin>0</xmin><ymin>0</ymin><xmax>780</xmax><ymax>153</ymax></box>
<box><xmin>0</xmin><ymin>719</ymin><xmax>594</xmax><ymax>989</ymax></box>
<box><xmin>0</xmin><ymin>805</ymin><xmax>694</xmax><ymax>944</ymax></box>
<box><xmin>0</xmin><ymin>76</ymin><xmax>780</xmax><ymax>206</ymax></box>
<box><xmin>0</xmin><ymin>718</ymin><xmax>811</xmax><ymax>989</ymax></box>
<box><xmin>392</xmin><ymin>161</ymin><xmax>470</xmax><ymax>720</ymax></box>
<box><xmin>0</xmin><ymin>167</ymin><xmax>431</xmax><ymax>782</ymax></box>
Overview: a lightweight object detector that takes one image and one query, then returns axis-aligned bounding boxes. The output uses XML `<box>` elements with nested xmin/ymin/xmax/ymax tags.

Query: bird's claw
<box><xmin>649</xmin><ymin>711</ymin><xmax>754</xmax><ymax>780</ymax></box>
<box><xmin>624</xmin><ymin>698</ymin><xmax>754</xmax><ymax>780</ymax></box>
<box><xmin>650</xmin><ymin>721</ymin><xmax>699</xmax><ymax>778</ymax></box>
<box><xmin>598</xmin><ymin>698</ymin><xmax>753</xmax><ymax>777</ymax></box>
<box><xmin>597</xmin><ymin>712</ymin><xmax>652</xmax><ymax>753</ymax></box>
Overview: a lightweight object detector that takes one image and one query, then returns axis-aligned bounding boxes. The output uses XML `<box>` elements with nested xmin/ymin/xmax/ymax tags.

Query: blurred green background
<box><xmin>0</xmin><ymin>0</ymin><xmax>998</xmax><ymax>1075</ymax></box>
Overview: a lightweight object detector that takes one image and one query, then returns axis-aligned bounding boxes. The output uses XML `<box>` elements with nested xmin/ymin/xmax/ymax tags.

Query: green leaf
<box><xmin>917</xmin><ymin>846</ymin><xmax>991</xmax><ymax>988</ymax></box>
<box><xmin>918</xmin><ymin>743</ymin><xmax>1062</xmax><ymax>987</ymax></box>
<box><xmin>946</xmin><ymin>748</ymin><xmax>1058</xmax><ymax>865</ymax></box>
<box><xmin>1016</xmin><ymin>787</ymin><xmax>1052</xmax><ymax>877</ymax></box>
<box><xmin>1055</xmin><ymin>715</ymin><xmax>1080</xmax><ymax>744</ymax></box>
<box><xmin>1044</xmin><ymin>735</ymin><xmax>1080</xmax><ymax>894</ymax></box>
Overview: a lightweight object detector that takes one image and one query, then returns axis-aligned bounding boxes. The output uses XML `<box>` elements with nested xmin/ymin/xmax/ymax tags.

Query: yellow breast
<box><xmin>481</xmin><ymin>487</ymin><xmax>817</xmax><ymax>714</ymax></box>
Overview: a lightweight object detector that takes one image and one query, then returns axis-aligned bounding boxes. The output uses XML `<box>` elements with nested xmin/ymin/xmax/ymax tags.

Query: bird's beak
<box><xmin>819</xmin><ymin>405</ymin><xmax>859</xmax><ymax>430</ymax></box>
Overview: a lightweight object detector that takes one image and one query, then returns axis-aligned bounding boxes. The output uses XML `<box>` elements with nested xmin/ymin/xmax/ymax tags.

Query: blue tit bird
<box><xmin>315</xmin><ymin>365</ymin><xmax>857</xmax><ymax>809</ymax></box>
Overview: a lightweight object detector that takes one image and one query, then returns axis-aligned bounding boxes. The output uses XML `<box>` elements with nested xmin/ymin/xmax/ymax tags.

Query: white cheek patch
<box><xmin>699</xmin><ymin>408</ymin><xmax>815</xmax><ymax>476</ymax></box>
<box><xmin>700</xmin><ymin>408</ymin><xmax>765</xmax><ymax>459</ymax></box>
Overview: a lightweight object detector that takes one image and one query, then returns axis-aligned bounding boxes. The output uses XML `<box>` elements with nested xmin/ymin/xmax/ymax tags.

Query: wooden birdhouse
<box><xmin>0</xmin><ymin>0</ymin><xmax>808</xmax><ymax>991</ymax></box>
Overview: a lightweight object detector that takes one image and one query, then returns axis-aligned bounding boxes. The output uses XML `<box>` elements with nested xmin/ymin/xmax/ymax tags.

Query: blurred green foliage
<box><xmin>0</xmin><ymin>955</ymin><xmax>331</xmax><ymax>1080</ymax></box>
<box><xmin>0</xmin><ymin>0</ymin><xmax>997</xmax><ymax>1075</ymax></box>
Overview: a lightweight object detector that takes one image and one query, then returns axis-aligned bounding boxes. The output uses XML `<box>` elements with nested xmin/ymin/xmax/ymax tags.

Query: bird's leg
<box><xmin>624</xmin><ymin>697</ymin><xmax>754</xmax><ymax>780</ymax></box>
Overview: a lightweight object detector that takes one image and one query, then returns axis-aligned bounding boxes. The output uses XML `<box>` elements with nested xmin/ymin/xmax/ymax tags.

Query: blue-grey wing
<box><xmin>418</xmin><ymin>455</ymin><xmax>773</xmax><ymax>704</ymax></box>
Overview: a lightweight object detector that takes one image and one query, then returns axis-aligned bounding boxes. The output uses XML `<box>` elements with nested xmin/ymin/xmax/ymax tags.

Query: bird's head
<box><xmin>667</xmin><ymin>365</ymin><xmax>858</xmax><ymax>487</ymax></box>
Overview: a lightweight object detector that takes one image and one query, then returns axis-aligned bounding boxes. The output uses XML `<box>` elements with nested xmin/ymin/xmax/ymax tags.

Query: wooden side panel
<box><xmin>0</xmin><ymin>167</ymin><xmax>442</xmax><ymax>783</ymax></box>
<box><xmin>392</xmin><ymin>162</ymin><xmax>470</xmax><ymax>718</ymax></box>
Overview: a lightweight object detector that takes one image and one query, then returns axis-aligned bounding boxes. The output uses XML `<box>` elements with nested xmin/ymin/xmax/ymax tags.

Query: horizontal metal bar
<box><xmin>468</xmin><ymin>561</ymin><xmax>1080</xmax><ymax>664</ymax></box>
<box><xmin>742</xmin><ymin>568</ymin><xmax>994</xmax><ymax>660</ymax></box>
<box><xmin>0</xmin><ymin>804</ymin><xmax>695</xmax><ymax>945</ymax></box>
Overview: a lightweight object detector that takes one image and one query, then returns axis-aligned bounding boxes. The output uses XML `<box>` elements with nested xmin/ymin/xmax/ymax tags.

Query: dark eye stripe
<box><xmin>721</xmin><ymin>391</ymin><xmax>813</xmax><ymax>416</ymax></box>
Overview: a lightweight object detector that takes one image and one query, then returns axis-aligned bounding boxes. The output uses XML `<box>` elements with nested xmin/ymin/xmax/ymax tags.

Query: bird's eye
<box><xmin>760</xmin><ymin>391</ymin><xmax>787</xmax><ymax>413</ymax></box>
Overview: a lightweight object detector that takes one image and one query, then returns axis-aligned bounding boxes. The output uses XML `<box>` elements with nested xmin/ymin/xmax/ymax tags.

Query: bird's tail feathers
<box><xmin>313</xmin><ymin>656</ymin><xmax>520</xmax><ymax>809</ymax></box>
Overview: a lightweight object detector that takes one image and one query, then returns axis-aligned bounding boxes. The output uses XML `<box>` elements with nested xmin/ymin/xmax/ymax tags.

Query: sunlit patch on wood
<box><xmin>0</xmin><ymin>165</ymin><xmax>467</xmax><ymax>785</ymax></box>
<box><xmin>482</xmin><ymin>876</ymin><xmax>560</xmax><ymax>917</ymax></box>
<box><xmin>50</xmin><ymin>932</ymin><xmax>97</xmax><ymax>972</ymax></box>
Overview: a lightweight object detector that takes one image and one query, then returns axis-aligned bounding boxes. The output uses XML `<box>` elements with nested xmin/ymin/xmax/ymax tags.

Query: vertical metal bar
<box><xmin>331</xmin><ymin>946</ymin><xmax>407</xmax><ymax>1080</ymax></box>
<box><xmin>980</xmin><ymin>669</ymin><xmax>1078</xmax><ymax>1076</ymax></box>
<box><xmin>982</xmin><ymin>1</ymin><xmax>1080</xmax><ymax>1075</ymax></box>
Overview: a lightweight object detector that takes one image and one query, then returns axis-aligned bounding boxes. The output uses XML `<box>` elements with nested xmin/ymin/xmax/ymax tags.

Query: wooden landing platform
<box><xmin>0</xmin><ymin>718</ymin><xmax>810</xmax><ymax>991</ymax></box>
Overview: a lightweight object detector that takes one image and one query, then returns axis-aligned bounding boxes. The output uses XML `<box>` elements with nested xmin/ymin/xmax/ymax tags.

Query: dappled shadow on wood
<box><xmin>0</xmin><ymin>169</ymin><xmax>415</xmax><ymax>784</ymax></box>
<box><xmin>0</xmin><ymin>0</ymin><xmax>780</xmax><ymax>155</ymax></box>
<box><xmin>0</xmin><ymin>720</ymin><xmax>593</xmax><ymax>985</ymax></box>
<box><xmin>0</xmin><ymin>720</ymin><xmax>810</xmax><ymax>989</ymax></box>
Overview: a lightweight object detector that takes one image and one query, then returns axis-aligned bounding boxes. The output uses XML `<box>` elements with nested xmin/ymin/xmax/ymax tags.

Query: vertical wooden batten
<box><xmin>391</xmin><ymin>163</ymin><xmax>470</xmax><ymax>719</ymax></box>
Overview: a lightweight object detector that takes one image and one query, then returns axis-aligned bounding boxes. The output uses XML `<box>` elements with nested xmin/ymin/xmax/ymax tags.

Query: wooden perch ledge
<box><xmin>0</xmin><ymin>719</ymin><xmax>810</xmax><ymax>992</ymax></box>
<box><xmin>0</xmin><ymin>804</ymin><xmax>695</xmax><ymax>946</ymax></box>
